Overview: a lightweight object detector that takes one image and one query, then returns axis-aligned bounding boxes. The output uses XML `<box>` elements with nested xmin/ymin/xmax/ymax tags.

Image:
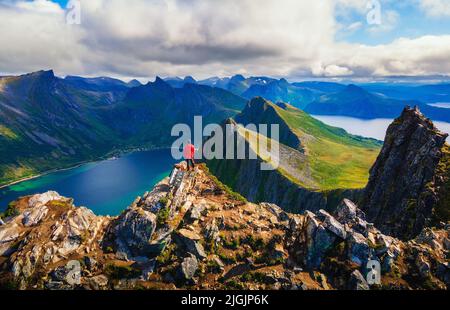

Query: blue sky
<box><xmin>49</xmin><ymin>0</ymin><xmax>68</xmax><ymax>7</ymax></box>
<box><xmin>336</xmin><ymin>1</ymin><xmax>450</xmax><ymax>45</ymax></box>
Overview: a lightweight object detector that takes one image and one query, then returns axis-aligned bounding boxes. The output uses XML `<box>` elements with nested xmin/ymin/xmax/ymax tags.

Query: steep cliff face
<box><xmin>361</xmin><ymin>106</ymin><xmax>449</xmax><ymax>240</ymax></box>
<box><xmin>1</xmin><ymin>164</ymin><xmax>448</xmax><ymax>290</ymax></box>
<box><xmin>235</xmin><ymin>97</ymin><xmax>303</xmax><ymax>150</ymax></box>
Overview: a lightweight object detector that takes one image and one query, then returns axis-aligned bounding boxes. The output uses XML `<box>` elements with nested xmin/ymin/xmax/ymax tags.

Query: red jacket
<box><xmin>183</xmin><ymin>144</ymin><xmax>195</xmax><ymax>159</ymax></box>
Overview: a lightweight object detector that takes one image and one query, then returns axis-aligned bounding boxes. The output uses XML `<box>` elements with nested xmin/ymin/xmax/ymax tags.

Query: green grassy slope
<box><xmin>234</xmin><ymin>98</ymin><xmax>382</xmax><ymax>190</ymax></box>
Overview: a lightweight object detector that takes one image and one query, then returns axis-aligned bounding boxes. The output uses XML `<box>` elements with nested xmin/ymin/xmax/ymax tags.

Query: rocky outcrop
<box><xmin>0</xmin><ymin>192</ymin><xmax>108</xmax><ymax>289</ymax></box>
<box><xmin>113</xmin><ymin>206</ymin><xmax>157</xmax><ymax>258</ymax></box>
<box><xmin>0</xmin><ymin>163</ymin><xmax>448</xmax><ymax>290</ymax></box>
<box><xmin>287</xmin><ymin>198</ymin><xmax>449</xmax><ymax>290</ymax></box>
<box><xmin>361</xmin><ymin>106</ymin><xmax>449</xmax><ymax>239</ymax></box>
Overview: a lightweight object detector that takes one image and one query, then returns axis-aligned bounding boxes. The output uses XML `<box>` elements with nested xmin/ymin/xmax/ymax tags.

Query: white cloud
<box><xmin>420</xmin><ymin>0</ymin><xmax>450</xmax><ymax>17</ymax></box>
<box><xmin>0</xmin><ymin>0</ymin><xmax>449</xmax><ymax>80</ymax></box>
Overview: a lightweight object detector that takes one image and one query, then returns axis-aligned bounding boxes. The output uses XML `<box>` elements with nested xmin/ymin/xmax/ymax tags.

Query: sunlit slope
<box><xmin>235</xmin><ymin>97</ymin><xmax>382</xmax><ymax>190</ymax></box>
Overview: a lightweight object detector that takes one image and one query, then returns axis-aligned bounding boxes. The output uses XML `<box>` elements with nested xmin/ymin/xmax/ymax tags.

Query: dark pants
<box><xmin>186</xmin><ymin>159</ymin><xmax>195</xmax><ymax>170</ymax></box>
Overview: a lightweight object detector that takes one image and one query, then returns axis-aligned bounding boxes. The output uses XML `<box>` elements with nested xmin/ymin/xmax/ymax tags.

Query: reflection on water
<box><xmin>312</xmin><ymin>115</ymin><xmax>450</xmax><ymax>142</ymax></box>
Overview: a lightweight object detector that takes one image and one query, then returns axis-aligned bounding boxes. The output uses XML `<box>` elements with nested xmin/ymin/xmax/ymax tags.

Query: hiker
<box><xmin>183</xmin><ymin>140</ymin><xmax>196</xmax><ymax>171</ymax></box>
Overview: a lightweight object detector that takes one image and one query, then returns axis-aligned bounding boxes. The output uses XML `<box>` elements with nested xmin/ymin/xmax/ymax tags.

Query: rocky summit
<box><xmin>0</xmin><ymin>162</ymin><xmax>448</xmax><ymax>290</ymax></box>
<box><xmin>362</xmin><ymin>106</ymin><xmax>450</xmax><ymax>240</ymax></box>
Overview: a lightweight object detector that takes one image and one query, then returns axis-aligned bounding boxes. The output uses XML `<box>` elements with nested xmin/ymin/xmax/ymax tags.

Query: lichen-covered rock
<box><xmin>179</xmin><ymin>254</ymin><xmax>198</xmax><ymax>280</ymax></box>
<box><xmin>28</xmin><ymin>191</ymin><xmax>64</xmax><ymax>208</ymax></box>
<box><xmin>114</xmin><ymin>206</ymin><xmax>157</xmax><ymax>257</ymax></box>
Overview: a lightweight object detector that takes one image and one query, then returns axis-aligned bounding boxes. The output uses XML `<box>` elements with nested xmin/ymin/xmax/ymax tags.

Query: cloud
<box><xmin>0</xmin><ymin>0</ymin><xmax>449</xmax><ymax>80</ymax></box>
<box><xmin>420</xmin><ymin>0</ymin><xmax>450</xmax><ymax>17</ymax></box>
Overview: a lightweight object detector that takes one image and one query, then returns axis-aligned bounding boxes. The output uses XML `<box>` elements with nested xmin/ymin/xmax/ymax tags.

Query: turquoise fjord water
<box><xmin>0</xmin><ymin>149</ymin><xmax>176</xmax><ymax>216</ymax></box>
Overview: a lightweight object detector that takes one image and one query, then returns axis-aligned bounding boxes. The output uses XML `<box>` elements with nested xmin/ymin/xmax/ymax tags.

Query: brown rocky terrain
<box><xmin>0</xmin><ymin>162</ymin><xmax>448</xmax><ymax>290</ymax></box>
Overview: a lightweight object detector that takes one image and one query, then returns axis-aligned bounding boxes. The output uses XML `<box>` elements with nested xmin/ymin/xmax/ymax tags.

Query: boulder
<box><xmin>88</xmin><ymin>275</ymin><xmax>109</xmax><ymax>290</ymax></box>
<box><xmin>347</xmin><ymin>232</ymin><xmax>370</xmax><ymax>267</ymax></box>
<box><xmin>349</xmin><ymin>270</ymin><xmax>370</xmax><ymax>290</ymax></box>
<box><xmin>175</xmin><ymin>229</ymin><xmax>207</xmax><ymax>260</ymax></box>
<box><xmin>318</xmin><ymin>210</ymin><xmax>347</xmax><ymax>240</ymax></box>
<box><xmin>204</xmin><ymin>219</ymin><xmax>219</xmax><ymax>242</ymax></box>
<box><xmin>50</xmin><ymin>260</ymin><xmax>81</xmax><ymax>286</ymax></box>
<box><xmin>304</xmin><ymin>213</ymin><xmax>336</xmax><ymax>268</ymax></box>
<box><xmin>179</xmin><ymin>254</ymin><xmax>198</xmax><ymax>280</ymax></box>
<box><xmin>185</xmin><ymin>203</ymin><xmax>206</xmax><ymax>222</ymax></box>
<box><xmin>114</xmin><ymin>206</ymin><xmax>157</xmax><ymax>257</ymax></box>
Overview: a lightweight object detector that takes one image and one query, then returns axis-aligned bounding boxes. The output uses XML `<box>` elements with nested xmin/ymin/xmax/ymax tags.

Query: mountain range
<box><xmin>0</xmin><ymin>107</ymin><xmax>448</xmax><ymax>290</ymax></box>
<box><xmin>1</xmin><ymin>69</ymin><xmax>450</xmax><ymax>188</ymax></box>
<box><xmin>164</xmin><ymin>74</ymin><xmax>450</xmax><ymax>121</ymax></box>
<box><xmin>0</xmin><ymin>70</ymin><xmax>246</xmax><ymax>186</ymax></box>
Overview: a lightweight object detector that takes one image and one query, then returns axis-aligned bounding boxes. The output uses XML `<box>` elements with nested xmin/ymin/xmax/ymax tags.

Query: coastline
<box><xmin>0</xmin><ymin>146</ymin><xmax>169</xmax><ymax>190</ymax></box>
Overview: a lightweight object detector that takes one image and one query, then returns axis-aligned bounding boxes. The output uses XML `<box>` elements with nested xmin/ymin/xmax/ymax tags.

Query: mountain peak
<box><xmin>362</xmin><ymin>106</ymin><xmax>449</xmax><ymax>239</ymax></box>
<box><xmin>344</xmin><ymin>84</ymin><xmax>366</xmax><ymax>93</ymax></box>
<box><xmin>183</xmin><ymin>76</ymin><xmax>196</xmax><ymax>83</ymax></box>
<box><xmin>230</xmin><ymin>74</ymin><xmax>245</xmax><ymax>82</ymax></box>
<box><xmin>28</xmin><ymin>69</ymin><xmax>55</xmax><ymax>80</ymax></box>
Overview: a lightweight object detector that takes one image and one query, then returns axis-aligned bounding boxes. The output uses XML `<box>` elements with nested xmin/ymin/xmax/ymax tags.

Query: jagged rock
<box><xmin>361</xmin><ymin>106</ymin><xmax>449</xmax><ymax>240</ymax></box>
<box><xmin>114</xmin><ymin>206</ymin><xmax>157</xmax><ymax>257</ymax></box>
<box><xmin>45</xmin><ymin>281</ymin><xmax>73</xmax><ymax>290</ymax></box>
<box><xmin>304</xmin><ymin>212</ymin><xmax>336</xmax><ymax>268</ymax></box>
<box><xmin>204</xmin><ymin>219</ymin><xmax>219</xmax><ymax>242</ymax></box>
<box><xmin>334</xmin><ymin>199</ymin><xmax>366</xmax><ymax>222</ymax></box>
<box><xmin>0</xmin><ymin>223</ymin><xmax>21</xmax><ymax>256</ymax></box>
<box><xmin>28</xmin><ymin>191</ymin><xmax>64</xmax><ymax>208</ymax></box>
<box><xmin>318</xmin><ymin>210</ymin><xmax>347</xmax><ymax>240</ymax></box>
<box><xmin>22</xmin><ymin>204</ymin><xmax>49</xmax><ymax>227</ymax></box>
<box><xmin>347</xmin><ymin>232</ymin><xmax>370</xmax><ymax>267</ymax></box>
<box><xmin>436</xmin><ymin>262</ymin><xmax>450</xmax><ymax>286</ymax></box>
<box><xmin>50</xmin><ymin>260</ymin><xmax>81</xmax><ymax>287</ymax></box>
<box><xmin>87</xmin><ymin>275</ymin><xmax>109</xmax><ymax>290</ymax></box>
<box><xmin>349</xmin><ymin>270</ymin><xmax>370</xmax><ymax>290</ymax></box>
<box><xmin>416</xmin><ymin>253</ymin><xmax>431</xmax><ymax>277</ymax></box>
<box><xmin>175</xmin><ymin>229</ymin><xmax>207</xmax><ymax>260</ymax></box>
<box><xmin>382</xmin><ymin>251</ymin><xmax>395</xmax><ymax>273</ymax></box>
<box><xmin>84</xmin><ymin>256</ymin><xmax>98</xmax><ymax>272</ymax></box>
<box><xmin>179</xmin><ymin>254</ymin><xmax>198</xmax><ymax>280</ymax></box>
<box><xmin>186</xmin><ymin>203</ymin><xmax>206</xmax><ymax>222</ymax></box>
<box><xmin>262</xmin><ymin>203</ymin><xmax>289</xmax><ymax>222</ymax></box>
<box><xmin>415</xmin><ymin>228</ymin><xmax>443</xmax><ymax>251</ymax></box>
<box><xmin>0</xmin><ymin>223</ymin><xmax>20</xmax><ymax>243</ymax></box>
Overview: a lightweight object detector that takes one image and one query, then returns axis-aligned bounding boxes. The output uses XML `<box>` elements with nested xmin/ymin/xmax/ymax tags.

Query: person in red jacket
<box><xmin>183</xmin><ymin>140</ymin><xmax>196</xmax><ymax>171</ymax></box>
